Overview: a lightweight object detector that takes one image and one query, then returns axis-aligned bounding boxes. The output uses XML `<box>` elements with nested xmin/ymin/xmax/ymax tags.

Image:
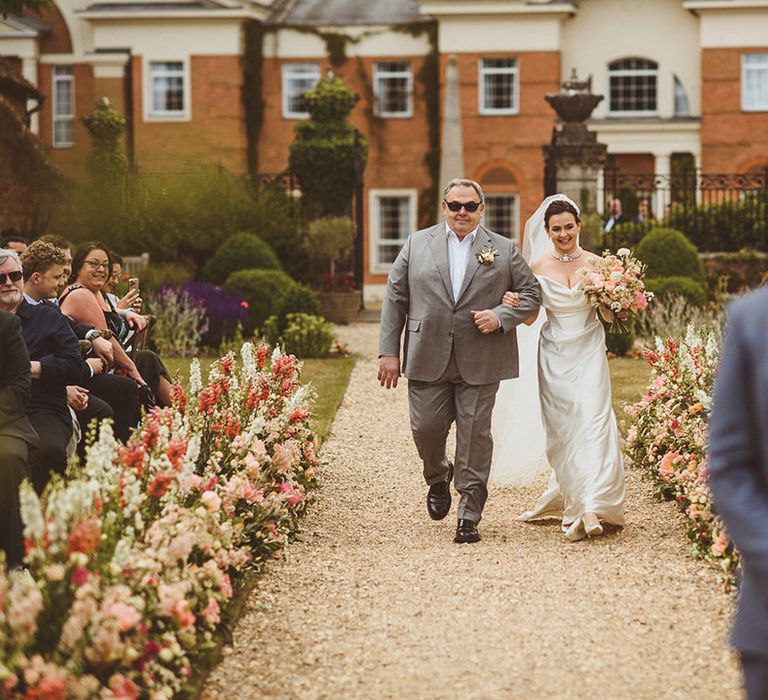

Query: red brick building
<box><xmin>2</xmin><ymin>0</ymin><xmax>768</xmax><ymax>299</ymax></box>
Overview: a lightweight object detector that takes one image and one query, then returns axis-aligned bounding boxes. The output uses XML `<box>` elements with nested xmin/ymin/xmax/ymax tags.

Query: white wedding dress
<box><xmin>490</xmin><ymin>195</ymin><xmax>625</xmax><ymax>541</ymax></box>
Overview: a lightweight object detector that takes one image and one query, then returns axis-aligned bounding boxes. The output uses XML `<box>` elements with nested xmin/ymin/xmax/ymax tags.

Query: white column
<box><xmin>654</xmin><ymin>153</ymin><xmax>671</xmax><ymax>220</ymax></box>
<box><xmin>22</xmin><ymin>57</ymin><xmax>39</xmax><ymax>134</ymax></box>
<box><xmin>694</xmin><ymin>153</ymin><xmax>703</xmax><ymax>204</ymax></box>
<box><xmin>596</xmin><ymin>167</ymin><xmax>605</xmax><ymax>215</ymax></box>
<box><xmin>438</xmin><ymin>55</ymin><xmax>464</xmax><ymax>220</ymax></box>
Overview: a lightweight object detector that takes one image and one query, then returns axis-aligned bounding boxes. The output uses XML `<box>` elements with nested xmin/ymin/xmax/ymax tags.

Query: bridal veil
<box><xmin>489</xmin><ymin>193</ymin><xmax>580</xmax><ymax>486</ymax></box>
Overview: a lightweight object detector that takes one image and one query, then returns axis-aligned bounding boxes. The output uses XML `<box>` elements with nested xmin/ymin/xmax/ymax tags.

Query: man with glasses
<box><xmin>0</xmin><ymin>250</ymin><xmax>84</xmax><ymax>494</ymax></box>
<box><xmin>378</xmin><ymin>178</ymin><xmax>541</xmax><ymax>543</ymax></box>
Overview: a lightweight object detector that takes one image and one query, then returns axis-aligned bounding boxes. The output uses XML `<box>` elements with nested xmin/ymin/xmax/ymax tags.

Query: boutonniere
<box><xmin>476</xmin><ymin>246</ymin><xmax>499</xmax><ymax>265</ymax></box>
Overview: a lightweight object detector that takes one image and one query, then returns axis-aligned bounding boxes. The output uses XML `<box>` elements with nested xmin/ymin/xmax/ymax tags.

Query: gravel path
<box><xmin>203</xmin><ymin>323</ymin><xmax>742</xmax><ymax>700</ymax></box>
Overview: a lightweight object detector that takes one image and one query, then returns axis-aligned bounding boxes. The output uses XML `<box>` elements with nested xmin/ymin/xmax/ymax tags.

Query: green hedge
<box><xmin>635</xmin><ymin>227</ymin><xmax>706</xmax><ymax>285</ymax></box>
<box><xmin>204</xmin><ymin>232</ymin><xmax>280</xmax><ymax>282</ymax></box>
<box><xmin>645</xmin><ymin>276</ymin><xmax>708</xmax><ymax>307</ymax></box>
<box><xmin>225</xmin><ymin>269</ymin><xmax>320</xmax><ymax>333</ymax></box>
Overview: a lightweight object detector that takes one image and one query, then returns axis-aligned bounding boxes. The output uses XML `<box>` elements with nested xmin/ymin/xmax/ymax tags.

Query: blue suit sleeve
<box><xmin>709</xmin><ymin>300</ymin><xmax>768</xmax><ymax>577</ymax></box>
<box><xmin>38</xmin><ymin>310</ymin><xmax>86</xmax><ymax>386</ymax></box>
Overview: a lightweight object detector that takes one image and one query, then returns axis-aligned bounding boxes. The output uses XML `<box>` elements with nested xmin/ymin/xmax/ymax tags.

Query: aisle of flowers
<box><xmin>625</xmin><ymin>326</ymin><xmax>739</xmax><ymax>582</ymax></box>
<box><xmin>0</xmin><ymin>343</ymin><xmax>317</xmax><ymax>698</ymax></box>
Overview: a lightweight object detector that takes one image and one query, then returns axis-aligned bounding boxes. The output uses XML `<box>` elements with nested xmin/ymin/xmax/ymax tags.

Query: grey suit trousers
<box><xmin>407</xmin><ymin>348</ymin><xmax>499</xmax><ymax>523</ymax></box>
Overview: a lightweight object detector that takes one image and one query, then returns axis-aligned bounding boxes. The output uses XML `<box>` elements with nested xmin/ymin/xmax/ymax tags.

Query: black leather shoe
<box><xmin>426</xmin><ymin>463</ymin><xmax>453</xmax><ymax>521</ymax></box>
<box><xmin>454</xmin><ymin>519</ymin><xmax>480</xmax><ymax>544</ymax></box>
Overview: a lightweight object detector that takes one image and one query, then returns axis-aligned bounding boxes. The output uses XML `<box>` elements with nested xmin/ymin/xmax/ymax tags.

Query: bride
<box><xmin>491</xmin><ymin>194</ymin><xmax>625</xmax><ymax>540</ymax></box>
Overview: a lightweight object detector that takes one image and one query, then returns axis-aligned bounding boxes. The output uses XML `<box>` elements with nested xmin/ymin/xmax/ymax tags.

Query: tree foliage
<box><xmin>289</xmin><ymin>75</ymin><xmax>368</xmax><ymax>219</ymax></box>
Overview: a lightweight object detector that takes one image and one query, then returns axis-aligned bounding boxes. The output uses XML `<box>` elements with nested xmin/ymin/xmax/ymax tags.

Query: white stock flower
<box><xmin>241</xmin><ymin>341</ymin><xmax>256</xmax><ymax>378</ymax></box>
<box><xmin>189</xmin><ymin>358</ymin><xmax>202</xmax><ymax>395</ymax></box>
<box><xmin>19</xmin><ymin>482</ymin><xmax>45</xmax><ymax>541</ymax></box>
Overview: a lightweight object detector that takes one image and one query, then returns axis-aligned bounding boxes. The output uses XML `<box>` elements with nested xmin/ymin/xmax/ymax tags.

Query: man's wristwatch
<box><xmin>85</xmin><ymin>329</ymin><xmax>114</xmax><ymax>341</ymax></box>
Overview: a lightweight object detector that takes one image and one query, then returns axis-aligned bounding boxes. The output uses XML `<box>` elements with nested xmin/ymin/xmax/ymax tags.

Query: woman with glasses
<box><xmin>59</xmin><ymin>242</ymin><xmax>172</xmax><ymax>407</ymax></box>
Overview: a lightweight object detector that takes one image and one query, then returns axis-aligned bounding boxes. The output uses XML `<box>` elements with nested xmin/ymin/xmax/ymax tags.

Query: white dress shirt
<box><xmin>446</xmin><ymin>226</ymin><xmax>477</xmax><ymax>301</ymax></box>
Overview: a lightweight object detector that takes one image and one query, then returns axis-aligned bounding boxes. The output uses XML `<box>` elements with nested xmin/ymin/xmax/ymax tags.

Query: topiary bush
<box><xmin>645</xmin><ymin>276</ymin><xmax>708</xmax><ymax>307</ymax></box>
<box><xmin>203</xmin><ymin>232</ymin><xmax>280</xmax><ymax>282</ymax></box>
<box><xmin>635</xmin><ymin>227</ymin><xmax>706</xmax><ymax>285</ymax></box>
<box><xmin>225</xmin><ymin>269</ymin><xmax>294</xmax><ymax>332</ymax></box>
<box><xmin>267</xmin><ymin>312</ymin><xmax>335</xmax><ymax>358</ymax></box>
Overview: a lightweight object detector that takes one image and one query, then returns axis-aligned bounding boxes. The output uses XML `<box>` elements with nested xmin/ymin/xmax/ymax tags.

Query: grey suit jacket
<box><xmin>378</xmin><ymin>223</ymin><xmax>542</xmax><ymax>385</ymax></box>
<box><xmin>709</xmin><ymin>286</ymin><xmax>768</xmax><ymax>653</ymax></box>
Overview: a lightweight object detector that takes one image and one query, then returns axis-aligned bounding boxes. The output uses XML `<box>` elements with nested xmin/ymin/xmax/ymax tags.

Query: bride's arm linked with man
<box><xmin>377</xmin><ymin>177</ymin><xmax>541</xmax><ymax>544</ymax></box>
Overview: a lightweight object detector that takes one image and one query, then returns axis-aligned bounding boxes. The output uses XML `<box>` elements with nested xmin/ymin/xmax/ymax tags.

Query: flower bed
<box><xmin>624</xmin><ymin>327</ymin><xmax>739</xmax><ymax>584</ymax></box>
<box><xmin>0</xmin><ymin>343</ymin><xmax>317</xmax><ymax>698</ymax></box>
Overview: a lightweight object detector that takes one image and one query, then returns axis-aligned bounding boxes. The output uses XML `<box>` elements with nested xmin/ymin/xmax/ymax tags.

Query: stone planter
<box><xmin>318</xmin><ymin>290</ymin><xmax>362</xmax><ymax>324</ymax></box>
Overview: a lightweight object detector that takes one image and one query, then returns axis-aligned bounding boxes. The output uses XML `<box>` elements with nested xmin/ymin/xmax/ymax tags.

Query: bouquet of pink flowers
<box><xmin>576</xmin><ymin>247</ymin><xmax>653</xmax><ymax>333</ymax></box>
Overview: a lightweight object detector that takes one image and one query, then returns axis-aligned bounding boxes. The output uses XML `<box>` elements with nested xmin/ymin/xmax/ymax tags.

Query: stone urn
<box><xmin>545</xmin><ymin>69</ymin><xmax>603</xmax><ymax>122</ymax></box>
<box><xmin>318</xmin><ymin>290</ymin><xmax>362</xmax><ymax>324</ymax></box>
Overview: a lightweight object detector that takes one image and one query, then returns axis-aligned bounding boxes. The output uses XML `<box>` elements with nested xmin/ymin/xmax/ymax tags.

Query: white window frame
<box><xmin>607</xmin><ymin>58</ymin><xmax>659</xmax><ymax>117</ymax></box>
<box><xmin>52</xmin><ymin>66</ymin><xmax>75</xmax><ymax>148</ymax></box>
<box><xmin>742</xmin><ymin>53</ymin><xmax>768</xmax><ymax>112</ymax></box>
<box><xmin>373</xmin><ymin>62</ymin><xmax>413</xmax><ymax>118</ymax></box>
<box><xmin>483</xmin><ymin>193</ymin><xmax>520</xmax><ymax>240</ymax></box>
<box><xmin>479</xmin><ymin>58</ymin><xmax>519</xmax><ymax>116</ymax></box>
<box><xmin>145</xmin><ymin>59</ymin><xmax>190</xmax><ymax>121</ymax></box>
<box><xmin>369</xmin><ymin>188</ymin><xmax>417</xmax><ymax>274</ymax></box>
<box><xmin>282</xmin><ymin>63</ymin><xmax>321</xmax><ymax>119</ymax></box>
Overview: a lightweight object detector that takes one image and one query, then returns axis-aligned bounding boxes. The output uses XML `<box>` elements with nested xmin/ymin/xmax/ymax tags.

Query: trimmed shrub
<box><xmin>266</xmin><ymin>313</ymin><xmax>334</xmax><ymax>358</ymax></box>
<box><xmin>635</xmin><ymin>227</ymin><xmax>706</xmax><ymax>284</ymax></box>
<box><xmin>225</xmin><ymin>269</ymin><xmax>294</xmax><ymax>332</ymax></box>
<box><xmin>645</xmin><ymin>276</ymin><xmax>708</xmax><ymax>307</ymax></box>
<box><xmin>203</xmin><ymin>232</ymin><xmax>280</xmax><ymax>282</ymax></box>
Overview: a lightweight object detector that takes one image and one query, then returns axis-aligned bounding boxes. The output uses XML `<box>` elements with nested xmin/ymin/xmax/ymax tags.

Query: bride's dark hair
<box><xmin>544</xmin><ymin>199</ymin><xmax>580</xmax><ymax>228</ymax></box>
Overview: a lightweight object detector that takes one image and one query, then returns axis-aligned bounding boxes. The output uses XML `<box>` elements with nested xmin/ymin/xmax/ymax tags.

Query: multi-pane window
<box><xmin>373</xmin><ymin>62</ymin><xmax>412</xmax><ymax>117</ymax></box>
<box><xmin>149</xmin><ymin>61</ymin><xmax>186</xmax><ymax>115</ymax></box>
<box><xmin>484</xmin><ymin>194</ymin><xmax>519</xmax><ymax>239</ymax></box>
<box><xmin>742</xmin><ymin>53</ymin><xmax>768</xmax><ymax>111</ymax></box>
<box><xmin>52</xmin><ymin>66</ymin><xmax>75</xmax><ymax>147</ymax></box>
<box><xmin>370</xmin><ymin>191</ymin><xmax>414</xmax><ymax>272</ymax></box>
<box><xmin>608</xmin><ymin>58</ymin><xmax>658</xmax><ymax>115</ymax></box>
<box><xmin>479</xmin><ymin>58</ymin><xmax>518</xmax><ymax>115</ymax></box>
<box><xmin>282</xmin><ymin>63</ymin><xmax>320</xmax><ymax>118</ymax></box>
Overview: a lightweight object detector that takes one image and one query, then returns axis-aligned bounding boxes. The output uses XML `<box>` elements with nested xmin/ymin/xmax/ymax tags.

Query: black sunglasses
<box><xmin>0</xmin><ymin>270</ymin><xmax>22</xmax><ymax>284</ymax></box>
<box><xmin>444</xmin><ymin>200</ymin><xmax>481</xmax><ymax>213</ymax></box>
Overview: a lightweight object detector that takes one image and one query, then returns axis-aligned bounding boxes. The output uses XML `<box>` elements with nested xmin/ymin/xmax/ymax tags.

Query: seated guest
<box><xmin>0</xmin><ymin>249</ymin><xmax>83</xmax><ymax>494</ymax></box>
<box><xmin>21</xmin><ymin>241</ymin><xmax>139</xmax><ymax>443</ymax></box>
<box><xmin>0</xmin><ymin>228</ymin><xmax>29</xmax><ymax>254</ymax></box>
<box><xmin>60</xmin><ymin>243</ymin><xmax>172</xmax><ymax>407</ymax></box>
<box><xmin>104</xmin><ymin>251</ymin><xmax>142</xmax><ymax>313</ymax></box>
<box><xmin>0</xmin><ymin>308</ymin><xmax>38</xmax><ymax>569</ymax></box>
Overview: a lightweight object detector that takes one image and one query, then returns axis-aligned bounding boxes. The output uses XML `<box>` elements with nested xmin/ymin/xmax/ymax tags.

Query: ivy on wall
<box><xmin>242</xmin><ymin>20</ymin><xmax>265</xmax><ymax>178</ymax></box>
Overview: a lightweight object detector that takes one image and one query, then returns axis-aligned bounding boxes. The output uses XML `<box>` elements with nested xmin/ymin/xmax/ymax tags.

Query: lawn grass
<box><xmin>163</xmin><ymin>354</ymin><xmax>356</xmax><ymax>444</ymax></box>
<box><xmin>609</xmin><ymin>355</ymin><xmax>652</xmax><ymax>425</ymax></box>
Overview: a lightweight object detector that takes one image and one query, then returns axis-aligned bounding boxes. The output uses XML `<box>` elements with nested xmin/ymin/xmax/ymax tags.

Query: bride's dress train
<box><xmin>492</xmin><ymin>275</ymin><xmax>625</xmax><ymax>541</ymax></box>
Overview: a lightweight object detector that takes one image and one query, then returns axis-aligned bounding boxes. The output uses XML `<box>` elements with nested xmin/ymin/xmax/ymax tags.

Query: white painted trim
<box><xmin>144</xmin><ymin>58</ymin><xmax>191</xmax><ymax>122</ymax></box>
<box><xmin>741</xmin><ymin>53</ymin><xmax>768</xmax><ymax>112</ymax></box>
<box><xmin>52</xmin><ymin>65</ymin><xmax>76</xmax><ymax>148</ymax></box>
<box><xmin>281</xmin><ymin>62</ymin><xmax>320</xmax><ymax>119</ymax></box>
<box><xmin>368</xmin><ymin>188</ymin><xmax>417</xmax><ymax>275</ymax></box>
<box><xmin>684</xmin><ymin>0</ymin><xmax>768</xmax><ymax>9</ymax></box>
<box><xmin>420</xmin><ymin>1</ymin><xmax>575</xmax><ymax>17</ymax></box>
<box><xmin>79</xmin><ymin>8</ymin><xmax>256</xmax><ymax>20</ymax></box>
<box><xmin>478</xmin><ymin>57</ymin><xmax>519</xmax><ymax>116</ymax></box>
<box><xmin>373</xmin><ymin>62</ymin><xmax>413</xmax><ymax>119</ymax></box>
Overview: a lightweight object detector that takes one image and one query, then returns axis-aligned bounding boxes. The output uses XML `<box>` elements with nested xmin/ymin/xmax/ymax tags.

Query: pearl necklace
<box><xmin>551</xmin><ymin>246</ymin><xmax>583</xmax><ymax>263</ymax></box>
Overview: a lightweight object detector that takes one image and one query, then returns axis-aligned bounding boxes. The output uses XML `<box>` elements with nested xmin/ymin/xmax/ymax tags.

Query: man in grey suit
<box><xmin>709</xmin><ymin>286</ymin><xmax>768</xmax><ymax>699</ymax></box>
<box><xmin>378</xmin><ymin>178</ymin><xmax>542</xmax><ymax>543</ymax></box>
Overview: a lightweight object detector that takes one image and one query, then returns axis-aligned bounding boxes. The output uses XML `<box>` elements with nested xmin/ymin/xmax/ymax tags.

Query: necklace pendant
<box><xmin>560</xmin><ymin>254</ymin><xmax>573</xmax><ymax>262</ymax></box>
